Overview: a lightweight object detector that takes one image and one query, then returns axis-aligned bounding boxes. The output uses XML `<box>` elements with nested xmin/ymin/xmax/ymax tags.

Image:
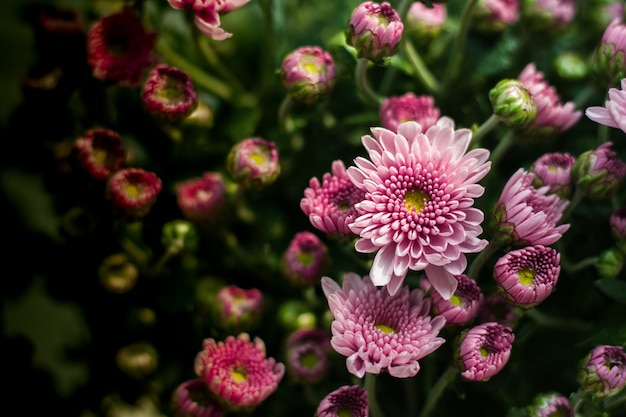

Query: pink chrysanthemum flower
<box><xmin>578</xmin><ymin>345</ymin><xmax>626</xmax><ymax>398</ymax></box>
<box><xmin>285</xmin><ymin>329</ymin><xmax>331</xmax><ymax>384</ymax></box>
<box><xmin>530</xmin><ymin>152</ymin><xmax>576</xmax><ymax>198</ymax></box>
<box><xmin>74</xmin><ymin>128</ymin><xmax>125</xmax><ymax>180</ymax></box>
<box><xmin>347</xmin><ymin>1</ymin><xmax>404</xmax><ymax>63</ymax></box>
<box><xmin>167</xmin><ymin>0</ymin><xmax>251</xmax><ymax>41</ymax></box>
<box><xmin>214</xmin><ymin>285</ymin><xmax>263</xmax><ymax>333</ymax></box>
<box><xmin>457</xmin><ymin>322</ymin><xmax>515</xmax><ymax>381</ymax></box>
<box><xmin>301</xmin><ymin>160</ymin><xmax>365</xmax><ymax>241</ymax></box>
<box><xmin>316</xmin><ymin>385</ymin><xmax>369</xmax><ymax>417</ymax></box>
<box><xmin>379</xmin><ymin>93</ymin><xmax>441</xmax><ymax>133</ymax></box>
<box><xmin>194</xmin><ymin>333</ymin><xmax>285</xmax><ymax>411</ymax></box>
<box><xmin>280</xmin><ymin>46</ymin><xmax>337</xmax><ymax>105</ymax></box>
<box><xmin>610</xmin><ymin>206</ymin><xmax>626</xmax><ymax>252</ymax></box>
<box><xmin>518</xmin><ymin>63</ymin><xmax>581</xmax><ymax>137</ymax></box>
<box><xmin>428</xmin><ymin>274</ymin><xmax>483</xmax><ymax>326</ymax></box>
<box><xmin>142</xmin><ymin>65</ymin><xmax>198</xmax><ymax>123</ymax></box>
<box><xmin>322</xmin><ymin>273</ymin><xmax>445</xmax><ymax>378</ymax></box>
<box><xmin>87</xmin><ymin>8</ymin><xmax>156</xmax><ymax>87</ymax></box>
<box><xmin>474</xmin><ymin>0</ymin><xmax>520</xmax><ymax>32</ymax></box>
<box><xmin>176</xmin><ymin>172</ymin><xmax>226</xmax><ymax>227</ymax></box>
<box><xmin>527</xmin><ymin>392</ymin><xmax>573</xmax><ymax>417</ymax></box>
<box><xmin>476</xmin><ymin>294</ymin><xmax>519</xmax><ymax>327</ymax></box>
<box><xmin>492</xmin><ymin>168</ymin><xmax>569</xmax><ymax>247</ymax></box>
<box><xmin>572</xmin><ymin>142</ymin><xmax>626</xmax><ymax>200</ymax></box>
<box><xmin>593</xmin><ymin>19</ymin><xmax>626</xmax><ymax>83</ymax></box>
<box><xmin>586</xmin><ymin>78</ymin><xmax>626</xmax><ymax>134</ymax></box>
<box><xmin>107</xmin><ymin>168</ymin><xmax>162</xmax><ymax>219</ymax></box>
<box><xmin>523</xmin><ymin>0</ymin><xmax>576</xmax><ymax>29</ymax></box>
<box><xmin>172</xmin><ymin>378</ymin><xmax>224</xmax><ymax>417</ymax></box>
<box><xmin>226</xmin><ymin>138</ymin><xmax>280</xmax><ymax>189</ymax></box>
<box><xmin>281</xmin><ymin>231</ymin><xmax>328</xmax><ymax>287</ymax></box>
<box><xmin>494</xmin><ymin>245</ymin><xmax>560</xmax><ymax>308</ymax></box>
<box><xmin>406</xmin><ymin>1</ymin><xmax>447</xmax><ymax>42</ymax></box>
<box><xmin>347</xmin><ymin>119</ymin><xmax>491</xmax><ymax>299</ymax></box>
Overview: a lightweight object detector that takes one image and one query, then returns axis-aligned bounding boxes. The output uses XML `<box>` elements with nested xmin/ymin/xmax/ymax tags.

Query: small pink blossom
<box><xmin>586</xmin><ymin>78</ymin><xmax>626</xmax><ymax>134</ymax></box>
<box><xmin>316</xmin><ymin>385</ymin><xmax>368</xmax><ymax>417</ymax></box>
<box><xmin>428</xmin><ymin>274</ymin><xmax>483</xmax><ymax>326</ymax></box>
<box><xmin>523</xmin><ymin>0</ymin><xmax>576</xmax><ymax>28</ymax></box>
<box><xmin>530</xmin><ymin>152</ymin><xmax>576</xmax><ymax>198</ymax></box>
<box><xmin>379</xmin><ymin>93</ymin><xmax>441</xmax><ymax>132</ymax></box>
<box><xmin>458</xmin><ymin>322</ymin><xmax>515</xmax><ymax>381</ymax></box>
<box><xmin>474</xmin><ymin>0</ymin><xmax>520</xmax><ymax>31</ymax></box>
<box><xmin>176</xmin><ymin>172</ymin><xmax>226</xmax><ymax>227</ymax></box>
<box><xmin>406</xmin><ymin>2</ymin><xmax>447</xmax><ymax>41</ymax></box>
<box><xmin>75</xmin><ymin>128</ymin><xmax>125</xmax><ymax>180</ymax></box>
<box><xmin>578</xmin><ymin>345</ymin><xmax>626</xmax><ymax>398</ymax></box>
<box><xmin>280</xmin><ymin>46</ymin><xmax>336</xmax><ymax>104</ymax></box>
<box><xmin>281</xmin><ymin>232</ymin><xmax>328</xmax><ymax>286</ymax></box>
<box><xmin>172</xmin><ymin>378</ymin><xmax>224</xmax><ymax>417</ymax></box>
<box><xmin>347</xmin><ymin>1</ymin><xmax>404</xmax><ymax>63</ymax></box>
<box><xmin>168</xmin><ymin>0</ymin><xmax>251</xmax><ymax>40</ymax></box>
<box><xmin>571</xmin><ymin>142</ymin><xmax>626</xmax><ymax>200</ymax></box>
<box><xmin>142</xmin><ymin>65</ymin><xmax>198</xmax><ymax>123</ymax></box>
<box><xmin>107</xmin><ymin>168</ymin><xmax>162</xmax><ymax>219</ymax></box>
<box><xmin>527</xmin><ymin>392</ymin><xmax>573</xmax><ymax>417</ymax></box>
<box><xmin>593</xmin><ymin>19</ymin><xmax>626</xmax><ymax>82</ymax></box>
<box><xmin>226</xmin><ymin>138</ymin><xmax>280</xmax><ymax>189</ymax></box>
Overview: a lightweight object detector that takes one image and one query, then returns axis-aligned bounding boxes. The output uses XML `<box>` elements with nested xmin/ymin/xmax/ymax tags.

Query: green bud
<box><xmin>99</xmin><ymin>253</ymin><xmax>139</xmax><ymax>294</ymax></box>
<box><xmin>554</xmin><ymin>52</ymin><xmax>588</xmax><ymax>81</ymax></box>
<box><xmin>489</xmin><ymin>79</ymin><xmax>537</xmax><ymax>129</ymax></box>
<box><xmin>162</xmin><ymin>219</ymin><xmax>199</xmax><ymax>253</ymax></box>
<box><xmin>116</xmin><ymin>342</ymin><xmax>158</xmax><ymax>379</ymax></box>
<box><xmin>596</xmin><ymin>247</ymin><xmax>624</xmax><ymax>279</ymax></box>
<box><xmin>277</xmin><ymin>300</ymin><xmax>317</xmax><ymax>331</ymax></box>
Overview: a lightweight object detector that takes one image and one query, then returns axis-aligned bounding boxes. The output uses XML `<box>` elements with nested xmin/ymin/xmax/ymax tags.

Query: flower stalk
<box><xmin>419</xmin><ymin>365</ymin><xmax>458</xmax><ymax>417</ymax></box>
<box><xmin>401</xmin><ymin>40</ymin><xmax>440</xmax><ymax>94</ymax></box>
<box><xmin>364</xmin><ymin>373</ymin><xmax>384</xmax><ymax>417</ymax></box>
<box><xmin>356</xmin><ymin>58</ymin><xmax>382</xmax><ymax>105</ymax></box>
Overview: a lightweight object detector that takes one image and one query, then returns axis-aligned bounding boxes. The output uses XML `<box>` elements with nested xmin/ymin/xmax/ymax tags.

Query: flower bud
<box><xmin>553</xmin><ymin>52</ymin><xmax>588</xmax><ymax>81</ymax></box>
<box><xmin>571</xmin><ymin>142</ymin><xmax>626</xmax><ymax>200</ymax></box>
<box><xmin>595</xmin><ymin>247</ymin><xmax>624</xmax><ymax>279</ymax></box>
<box><xmin>106</xmin><ymin>168</ymin><xmax>162</xmax><ymax>220</ymax></box>
<box><xmin>474</xmin><ymin>0</ymin><xmax>520</xmax><ymax>33</ymax></box>
<box><xmin>75</xmin><ymin>128</ymin><xmax>126</xmax><ymax>181</ymax></box>
<box><xmin>214</xmin><ymin>285</ymin><xmax>263</xmax><ymax>333</ymax></box>
<box><xmin>578</xmin><ymin>345</ymin><xmax>626</xmax><ymax>398</ymax></box>
<box><xmin>316</xmin><ymin>385</ymin><xmax>368</xmax><ymax>417</ymax></box>
<box><xmin>162</xmin><ymin>219</ymin><xmax>199</xmax><ymax>253</ymax></box>
<box><xmin>456</xmin><ymin>322</ymin><xmax>515</xmax><ymax>381</ymax></box>
<box><xmin>379</xmin><ymin>93</ymin><xmax>440</xmax><ymax>132</ymax></box>
<box><xmin>281</xmin><ymin>231</ymin><xmax>328</xmax><ymax>287</ymax></box>
<box><xmin>226</xmin><ymin>138</ymin><xmax>280</xmax><ymax>189</ymax></box>
<box><xmin>116</xmin><ymin>342</ymin><xmax>158</xmax><ymax>379</ymax></box>
<box><xmin>489</xmin><ymin>79</ymin><xmax>537</xmax><ymax>129</ymax></box>
<box><xmin>593</xmin><ymin>18</ymin><xmax>626</xmax><ymax>84</ymax></box>
<box><xmin>610</xmin><ymin>206</ymin><xmax>626</xmax><ymax>254</ymax></box>
<box><xmin>142</xmin><ymin>64</ymin><xmax>198</xmax><ymax>123</ymax></box>
<box><xmin>427</xmin><ymin>274</ymin><xmax>483</xmax><ymax>326</ymax></box>
<box><xmin>526</xmin><ymin>392</ymin><xmax>573</xmax><ymax>417</ymax></box>
<box><xmin>530</xmin><ymin>152</ymin><xmax>576</xmax><ymax>198</ymax></box>
<box><xmin>522</xmin><ymin>0</ymin><xmax>576</xmax><ymax>32</ymax></box>
<box><xmin>280</xmin><ymin>46</ymin><xmax>336</xmax><ymax>104</ymax></box>
<box><xmin>285</xmin><ymin>328</ymin><xmax>331</xmax><ymax>384</ymax></box>
<box><xmin>347</xmin><ymin>1</ymin><xmax>404</xmax><ymax>64</ymax></box>
<box><xmin>176</xmin><ymin>172</ymin><xmax>226</xmax><ymax>228</ymax></box>
<box><xmin>99</xmin><ymin>253</ymin><xmax>139</xmax><ymax>294</ymax></box>
<box><xmin>405</xmin><ymin>2</ymin><xmax>447</xmax><ymax>44</ymax></box>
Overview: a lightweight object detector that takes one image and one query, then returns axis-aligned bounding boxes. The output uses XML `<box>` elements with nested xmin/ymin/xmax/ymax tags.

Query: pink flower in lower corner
<box><xmin>322</xmin><ymin>273</ymin><xmax>445</xmax><ymax>378</ymax></box>
<box><xmin>586</xmin><ymin>78</ymin><xmax>626</xmax><ymax>134</ymax></box>
<box><xmin>194</xmin><ymin>333</ymin><xmax>285</xmax><ymax>411</ymax></box>
<box><xmin>457</xmin><ymin>322</ymin><xmax>515</xmax><ymax>381</ymax></box>
<box><xmin>168</xmin><ymin>0</ymin><xmax>250</xmax><ymax>40</ymax></box>
<box><xmin>347</xmin><ymin>119</ymin><xmax>491</xmax><ymax>299</ymax></box>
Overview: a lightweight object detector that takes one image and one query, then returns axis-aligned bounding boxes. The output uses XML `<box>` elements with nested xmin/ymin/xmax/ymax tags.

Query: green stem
<box><xmin>569</xmin><ymin>388</ymin><xmax>587</xmax><ymax>414</ymax></box>
<box><xmin>256</xmin><ymin>0</ymin><xmax>276</xmax><ymax>98</ymax></box>
<box><xmin>489</xmin><ymin>130</ymin><xmax>515</xmax><ymax>168</ymax></box>
<box><xmin>524</xmin><ymin>309</ymin><xmax>591</xmax><ymax>332</ymax></box>
<box><xmin>364</xmin><ymin>373</ymin><xmax>385</xmax><ymax>417</ymax></box>
<box><xmin>604</xmin><ymin>389</ymin><xmax>626</xmax><ymax>411</ymax></box>
<box><xmin>561</xmin><ymin>188</ymin><xmax>585</xmax><ymax>222</ymax></box>
<box><xmin>278</xmin><ymin>94</ymin><xmax>295</xmax><ymax>133</ymax></box>
<box><xmin>155</xmin><ymin>40</ymin><xmax>233</xmax><ymax>102</ymax></box>
<box><xmin>470</xmin><ymin>114</ymin><xmax>501</xmax><ymax>148</ymax></box>
<box><xmin>440</xmin><ymin>0</ymin><xmax>479</xmax><ymax>93</ymax></box>
<box><xmin>419</xmin><ymin>365</ymin><xmax>458</xmax><ymax>417</ymax></box>
<box><xmin>196</xmin><ymin>35</ymin><xmax>247</xmax><ymax>96</ymax></box>
<box><xmin>149</xmin><ymin>242</ymin><xmax>182</xmax><ymax>276</ymax></box>
<box><xmin>562</xmin><ymin>256</ymin><xmax>598</xmax><ymax>274</ymax></box>
<box><xmin>356</xmin><ymin>58</ymin><xmax>383</xmax><ymax>106</ymax></box>
<box><xmin>467</xmin><ymin>239</ymin><xmax>500</xmax><ymax>280</ymax></box>
<box><xmin>402</xmin><ymin>40</ymin><xmax>440</xmax><ymax>94</ymax></box>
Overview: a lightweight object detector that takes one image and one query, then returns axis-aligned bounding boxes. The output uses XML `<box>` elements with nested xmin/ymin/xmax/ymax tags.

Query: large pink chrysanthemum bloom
<box><xmin>322</xmin><ymin>273</ymin><xmax>445</xmax><ymax>378</ymax></box>
<box><xmin>172</xmin><ymin>378</ymin><xmax>224</xmax><ymax>417</ymax></box>
<box><xmin>518</xmin><ymin>63</ymin><xmax>582</xmax><ymax>137</ymax></box>
<box><xmin>301</xmin><ymin>160</ymin><xmax>366</xmax><ymax>241</ymax></box>
<box><xmin>457</xmin><ymin>322</ymin><xmax>515</xmax><ymax>381</ymax></box>
<box><xmin>586</xmin><ymin>78</ymin><xmax>626</xmax><ymax>134</ymax></box>
<box><xmin>168</xmin><ymin>0</ymin><xmax>250</xmax><ymax>40</ymax></box>
<box><xmin>316</xmin><ymin>385</ymin><xmax>369</xmax><ymax>417</ymax></box>
<box><xmin>492</xmin><ymin>168</ymin><xmax>569</xmax><ymax>247</ymax></box>
<box><xmin>347</xmin><ymin>119</ymin><xmax>491</xmax><ymax>299</ymax></box>
<box><xmin>194</xmin><ymin>333</ymin><xmax>285</xmax><ymax>411</ymax></box>
<box><xmin>578</xmin><ymin>345</ymin><xmax>626</xmax><ymax>398</ymax></box>
<box><xmin>379</xmin><ymin>93</ymin><xmax>441</xmax><ymax>133</ymax></box>
<box><xmin>527</xmin><ymin>392</ymin><xmax>573</xmax><ymax>417</ymax></box>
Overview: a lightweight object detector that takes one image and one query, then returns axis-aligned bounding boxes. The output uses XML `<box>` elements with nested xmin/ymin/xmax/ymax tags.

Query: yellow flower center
<box><xmin>404</xmin><ymin>189</ymin><xmax>429</xmax><ymax>214</ymax></box>
<box><xmin>125</xmin><ymin>183</ymin><xmax>140</xmax><ymax>198</ymax></box>
<box><xmin>250</xmin><ymin>152</ymin><xmax>267</xmax><ymax>165</ymax></box>
<box><xmin>230</xmin><ymin>366</ymin><xmax>248</xmax><ymax>383</ymax></box>
<box><xmin>338</xmin><ymin>409</ymin><xmax>353</xmax><ymax>417</ymax></box>
<box><xmin>518</xmin><ymin>268</ymin><xmax>536</xmax><ymax>286</ymax></box>
<box><xmin>93</xmin><ymin>149</ymin><xmax>108</xmax><ymax>165</ymax></box>
<box><xmin>299</xmin><ymin>352</ymin><xmax>319</xmax><ymax>370</ymax></box>
<box><xmin>450</xmin><ymin>294</ymin><xmax>463</xmax><ymax>306</ymax></box>
<box><xmin>296</xmin><ymin>251</ymin><xmax>314</xmax><ymax>265</ymax></box>
<box><xmin>375</xmin><ymin>324</ymin><xmax>396</xmax><ymax>334</ymax></box>
<box><xmin>480</xmin><ymin>348</ymin><xmax>489</xmax><ymax>357</ymax></box>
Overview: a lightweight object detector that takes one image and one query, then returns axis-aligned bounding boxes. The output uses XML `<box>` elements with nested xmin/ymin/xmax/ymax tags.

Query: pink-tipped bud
<box><xmin>142</xmin><ymin>64</ymin><xmax>198</xmax><ymax>123</ymax></box>
<box><xmin>226</xmin><ymin>138</ymin><xmax>280</xmax><ymax>189</ymax></box>
<box><xmin>75</xmin><ymin>128</ymin><xmax>126</xmax><ymax>180</ymax></box>
<box><xmin>280</xmin><ymin>46</ymin><xmax>336</xmax><ymax>104</ymax></box>
<box><xmin>347</xmin><ymin>1</ymin><xmax>404</xmax><ymax>63</ymax></box>
<box><xmin>107</xmin><ymin>168</ymin><xmax>162</xmax><ymax>219</ymax></box>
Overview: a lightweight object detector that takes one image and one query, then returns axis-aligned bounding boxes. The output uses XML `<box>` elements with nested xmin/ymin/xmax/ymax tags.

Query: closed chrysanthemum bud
<box><xmin>456</xmin><ymin>322</ymin><xmax>515</xmax><ymax>381</ymax></box>
<box><xmin>379</xmin><ymin>93</ymin><xmax>441</xmax><ymax>132</ymax></box>
<box><xmin>281</xmin><ymin>231</ymin><xmax>328</xmax><ymax>287</ymax></box>
<box><xmin>474</xmin><ymin>0</ymin><xmax>520</xmax><ymax>33</ymax></box>
<box><xmin>405</xmin><ymin>1</ymin><xmax>447</xmax><ymax>44</ymax></box>
<box><xmin>280</xmin><ymin>46</ymin><xmax>336</xmax><ymax>105</ymax></box>
<box><xmin>530</xmin><ymin>152</ymin><xmax>576</xmax><ymax>198</ymax></box>
<box><xmin>427</xmin><ymin>274</ymin><xmax>483</xmax><ymax>327</ymax></box>
<box><xmin>571</xmin><ymin>142</ymin><xmax>626</xmax><ymax>200</ymax></box>
<box><xmin>285</xmin><ymin>328</ymin><xmax>331</xmax><ymax>384</ymax></box>
<box><xmin>595</xmin><ymin>247</ymin><xmax>624</xmax><ymax>279</ymax></box>
<box><xmin>593</xmin><ymin>19</ymin><xmax>626</xmax><ymax>84</ymax></box>
<box><xmin>99</xmin><ymin>253</ymin><xmax>139</xmax><ymax>294</ymax></box>
<box><xmin>74</xmin><ymin>128</ymin><xmax>125</xmax><ymax>180</ymax></box>
<box><xmin>316</xmin><ymin>385</ymin><xmax>368</xmax><ymax>417</ymax></box>
<box><xmin>553</xmin><ymin>52</ymin><xmax>588</xmax><ymax>81</ymax></box>
<box><xmin>116</xmin><ymin>342</ymin><xmax>158</xmax><ymax>379</ymax></box>
<box><xmin>214</xmin><ymin>285</ymin><xmax>263</xmax><ymax>333</ymax></box>
<box><xmin>142</xmin><ymin>64</ymin><xmax>198</xmax><ymax>123</ymax></box>
<box><xmin>162</xmin><ymin>219</ymin><xmax>199</xmax><ymax>254</ymax></box>
<box><xmin>489</xmin><ymin>79</ymin><xmax>537</xmax><ymax>129</ymax></box>
<box><xmin>176</xmin><ymin>172</ymin><xmax>226</xmax><ymax>228</ymax></box>
<box><xmin>526</xmin><ymin>392</ymin><xmax>573</xmax><ymax>417</ymax></box>
<box><xmin>578</xmin><ymin>345</ymin><xmax>626</xmax><ymax>398</ymax></box>
<box><xmin>347</xmin><ymin>1</ymin><xmax>404</xmax><ymax>64</ymax></box>
<box><xmin>172</xmin><ymin>378</ymin><xmax>224</xmax><ymax>417</ymax></box>
<box><xmin>610</xmin><ymin>206</ymin><xmax>626</xmax><ymax>254</ymax></box>
<box><xmin>226</xmin><ymin>138</ymin><xmax>280</xmax><ymax>189</ymax></box>
<box><xmin>107</xmin><ymin>168</ymin><xmax>162</xmax><ymax>220</ymax></box>
<box><xmin>522</xmin><ymin>0</ymin><xmax>576</xmax><ymax>32</ymax></box>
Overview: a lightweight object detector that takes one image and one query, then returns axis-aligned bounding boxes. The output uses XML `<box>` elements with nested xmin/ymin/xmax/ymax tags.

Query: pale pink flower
<box><xmin>406</xmin><ymin>2</ymin><xmax>447</xmax><ymax>40</ymax></box>
<box><xmin>168</xmin><ymin>0</ymin><xmax>250</xmax><ymax>40</ymax></box>
<box><xmin>492</xmin><ymin>168</ymin><xmax>569</xmax><ymax>247</ymax></box>
<box><xmin>347</xmin><ymin>119</ymin><xmax>491</xmax><ymax>299</ymax></box>
<box><xmin>586</xmin><ymin>78</ymin><xmax>626</xmax><ymax>134</ymax></box>
<box><xmin>458</xmin><ymin>322</ymin><xmax>514</xmax><ymax>381</ymax></box>
<box><xmin>226</xmin><ymin>138</ymin><xmax>280</xmax><ymax>189</ymax></box>
<box><xmin>578</xmin><ymin>345</ymin><xmax>626</xmax><ymax>398</ymax></box>
<box><xmin>176</xmin><ymin>172</ymin><xmax>226</xmax><ymax>227</ymax></box>
<box><xmin>301</xmin><ymin>160</ymin><xmax>366</xmax><ymax>241</ymax></box>
<box><xmin>280</xmin><ymin>46</ymin><xmax>336</xmax><ymax>104</ymax></box>
<box><xmin>194</xmin><ymin>333</ymin><xmax>285</xmax><ymax>410</ymax></box>
<box><xmin>428</xmin><ymin>274</ymin><xmax>483</xmax><ymax>326</ymax></box>
<box><xmin>214</xmin><ymin>285</ymin><xmax>263</xmax><ymax>333</ymax></box>
<box><xmin>322</xmin><ymin>273</ymin><xmax>445</xmax><ymax>378</ymax></box>
<box><xmin>379</xmin><ymin>93</ymin><xmax>441</xmax><ymax>132</ymax></box>
<box><xmin>316</xmin><ymin>385</ymin><xmax>368</xmax><ymax>417</ymax></box>
<box><xmin>518</xmin><ymin>63</ymin><xmax>582</xmax><ymax>137</ymax></box>
<box><xmin>530</xmin><ymin>152</ymin><xmax>576</xmax><ymax>198</ymax></box>
<box><xmin>172</xmin><ymin>378</ymin><xmax>224</xmax><ymax>417</ymax></box>
<box><xmin>281</xmin><ymin>231</ymin><xmax>328</xmax><ymax>287</ymax></box>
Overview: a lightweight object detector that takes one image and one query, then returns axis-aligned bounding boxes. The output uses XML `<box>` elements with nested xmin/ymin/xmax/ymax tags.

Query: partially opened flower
<box><xmin>87</xmin><ymin>8</ymin><xmax>156</xmax><ymax>87</ymax></box>
<box><xmin>316</xmin><ymin>385</ymin><xmax>368</xmax><ymax>417</ymax></box>
<box><xmin>301</xmin><ymin>160</ymin><xmax>366</xmax><ymax>241</ymax></box>
<box><xmin>107</xmin><ymin>168</ymin><xmax>162</xmax><ymax>219</ymax></box>
<box><xmin>75</xmin><ymin>128</ymin><xmax>125</xmax><ymax>180</ymax></box>
<box><xmin>491</xmin><ymin>168</ymin><xmax>569</xmax><ymax>247</ymax></box>
<box><xmin>280</xmin><ymin>46</ymin><xmax>336</xmax><ymax>105</ymax></box>
<box><xmin>522</xmin><ymin>0</ymin><xmax>576</xmax><ymax>30</ymax></box>
<box><xmin>578</xmin><ymin>345</ymin><xmax>626</xmax><ymax>398</ymax></box>
<box><xmin>530</xmin><ymin>152</ymin><xmax>576</xmax><ymax>198</ymax></box>
<box><xmin>518</xmin><ymin>63</ymin><xmax>581</xmax><ymax>138</ymax></box>
<box><xmin>142</xmin><ymin>64</ymin><xmax>198</xmax><ymax>123</ymax></box>
<box><xmin>214</xmin><ymin>285</ymin><xmax>263</xmax><ymax>333</ymax></box>
<box><xmin>281</xmin><ymin>231</ymin><xmax>328</xmax><ymax>287</ymax></box>
<box><xmin>526</xmin><ymin>392</ymin><xmax>573</xmax><ymax>417</ymax></box>
<box><xmin>194</xmin><ymin>333</ymin><xmax>285</xmax><ymax>411</ymax></box>
<box><xmin>586</xmin><ymin>78</ymin><xmax>626</xmax><ymax>134</ymax></box>
<box><xmin>172</xmin><ymin>378</ymin><xmax>224</xmax><ymax>417</ymax></box>
<box><xmin>494</xmin><ymin>245</ymin><xmax>561</xmax><ymax>308</ymax></box>
<box><xmin>457</xmin><ymin>322</ymin><xmax>515</xmax><ymax>381</ymax></box>
<box><xmin>167</xmin><ymin>0</ymin><xmax>251</xmax><ymax>41</ymax></box>
<box><xmin>322</xmin><ymin>273</ymin><xmax>445</xmax><ymax>378</ymax></box>
<box><xmin>593</xmin><ymin>19</ymin><xmax>626</xmax><ymax>83</ymax></box>
<box><xmin>226</xmin><ymin>138</ymin><xmax>280</xmax><ymax>189</ymax></box>
<box><xmin>429</xmin><ymin>274</ymin><xmax>483</xmax><ymax>326</ymax></box>
<box><xmin>285</xmin><ymin>329</ymin><xmax>331</xmax><ymax>384</ymax></box>
<box><xmin>347</xmin><ymin>1</ymin><xmax>404</xmax><ymax>63</ymax></box>
<box><xmin>406</xmin><ymin>1</ymin><xmax>447</xmax><ymax>43</ymax></box>
<box><xmin>347</xmin><ymin>119</ymin><xmax>491</xmax><ymax>299</ymax></box>
<box><xmin>571</xmin><ymin>142</ymin><xmax>626</xmax><ymax>200</ymax></box>
<box><xmin>176</xmin><ymin>172</ymin><xmax>226</xmax><ymax>227</ymax></box>
<box><xmin>474</xmin><ymin>0</ymin><xmax>520</xmax><ymax>32</ymax></box>
<box><xmin>379</xmin><ymin>93</ymin><xmax>441</xmax><ymax>132</ymax></box>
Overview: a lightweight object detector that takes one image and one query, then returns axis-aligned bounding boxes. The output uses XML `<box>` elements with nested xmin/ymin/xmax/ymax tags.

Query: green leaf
<box><xmin>594</xmin><ymin>278</ymin><xmax>626</xmax><ymax>304</ymax></box>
